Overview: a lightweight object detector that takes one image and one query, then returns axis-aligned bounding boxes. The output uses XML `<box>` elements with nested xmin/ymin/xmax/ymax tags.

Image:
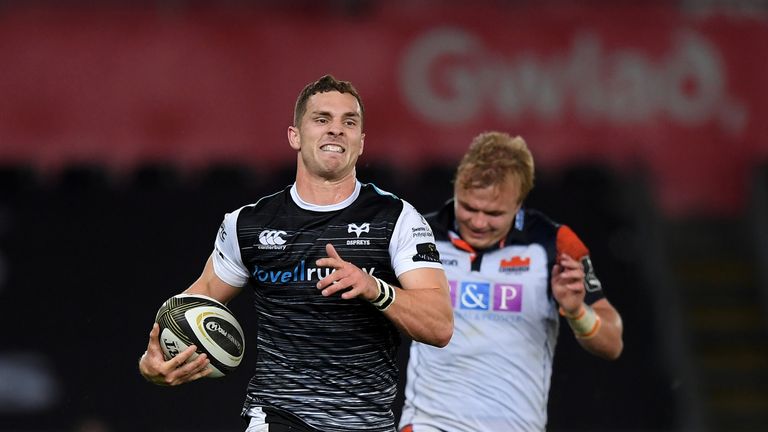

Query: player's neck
<box><xmin>294</xmin><ymin>167</ymin><xmax>358</xmax><ymax>206</ymax></box>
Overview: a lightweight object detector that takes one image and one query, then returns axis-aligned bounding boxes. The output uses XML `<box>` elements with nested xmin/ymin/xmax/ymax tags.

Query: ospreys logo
<box><xmin>347</xmin><ymin>223</ymin><xmax>370</xmax><ymax>237</ymax></box>
<box><xmin>347</xmin><ymin>223</ymin><xmax>371</xmax><ymax>246</ymax></box>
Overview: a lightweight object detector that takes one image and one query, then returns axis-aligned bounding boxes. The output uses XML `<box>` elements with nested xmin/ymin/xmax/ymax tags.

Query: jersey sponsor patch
<box><xmin>257</xmin><ymin>229</ymin><xmax>288</xmax><ymax>250</ymax></box>
<box><xmin>441</xmin><ymin>258</ymin><xmax>459</xmax><ymax>267</ymax></box>
<box><xmin>411</xmin><ymin>225</ymin><xmax>433</xmax><ymax>238</ymax></box>
<box><xmin>452</xmin><ymin>280</ymin><xmax>523</xmax><ymax>312</ymax></box>
<box><xmin>581</xmin><ymin>256</ymin><xmax>603</xmax><ymax>293</ymax></box>
<box><xmin>412</xmin><ymin>242</ymin><xmax>440</xmax><ymax>263</ymax></box>
<box><xmin>499</xmin><ymin>256</ymin><xmax>530</xmax><ymax>273</ymax></box>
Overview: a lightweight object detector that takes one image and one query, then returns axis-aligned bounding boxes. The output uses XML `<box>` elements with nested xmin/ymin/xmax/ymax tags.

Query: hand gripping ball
<box><xmin>155</xmin><ymin>294</ymin><xmax>245</xmax><ymax>378</ymax></box>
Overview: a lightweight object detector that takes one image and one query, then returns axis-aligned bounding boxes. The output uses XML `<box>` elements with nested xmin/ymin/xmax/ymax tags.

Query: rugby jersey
<box><xmin>400</xmin><ymin>200</ymin><xmax>605</xmax><ymax>432</ymax></box>
<box><xmin>212</xmin><ymin>181</ymin><xmax>442</xmax><ymax>432</ymax></box>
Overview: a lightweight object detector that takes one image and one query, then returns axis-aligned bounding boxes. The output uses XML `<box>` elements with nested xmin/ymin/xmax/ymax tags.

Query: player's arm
<box><xmin>552</xmin><ymin>225</ymin><xmax>623</xmax><ymax>360</ymax></box>
<box><xmin>381</xmin><ymin>266</ymin><xmax>453</xmax><ymax>347</ymax></box>
<box><xmin>316</xmin><ymin>244</ymin><xmax>453</xmax><ymax>347</ymax></box>
<box><xmin>184</xmin><ymin>255</ymin><xmax>242</xmax><ymax>303</ymax></box>
<box><xmin>581</xmin><ymin>298</ymin><xmax>623</xmax><ymax>359</ymax></box>
<box><xmin>140</xmin><ymin>207</ymin><xmax>247</xmax><ymax>386</ymax></box>
<box><xmin>139</xmin><ymin>256</ymin><xmax>242</xmax><ymax>385</ymax></box>
<box><xmin>552</xmin><ymin>253</ymin><xmax>624</xmax><ymax>360</ymax></box>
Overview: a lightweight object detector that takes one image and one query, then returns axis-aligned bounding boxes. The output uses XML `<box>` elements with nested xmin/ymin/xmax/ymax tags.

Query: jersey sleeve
<box><xmin>555</xmin><ymin>224</ymin><xmax>605</xmax><ymax>304</ymax></box>
<box><xmin>389</xmin><ymin>200</ymin><xmax>444</xmax><ymax>278</ymax></box>
<box><xmin>211</xmin><ymin>207</ymin><xmax>250</xmax><ymax>287</ymax></box>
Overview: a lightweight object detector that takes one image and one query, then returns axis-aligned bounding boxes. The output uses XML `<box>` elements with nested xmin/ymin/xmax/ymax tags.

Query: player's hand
<box><xmin>138</xmin><ymin>323</ymin><xmax>212</xmax><ymax>386</ymax></box>
<box><xmin>551</xmin><ymin>253</ymin><xmax>586</xmax><ymax>314</ymax></box>
<box><xmin>315</xmin><ymin>243</ymin><xmax>378</xmax><ymax>301</ymax></box>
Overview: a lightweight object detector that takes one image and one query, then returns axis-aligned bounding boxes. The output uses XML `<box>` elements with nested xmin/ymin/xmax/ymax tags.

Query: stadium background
<box><xmin>1</xmin><ymin>1</ymin><xmax>767</xmax><ymax>431</ymax></box>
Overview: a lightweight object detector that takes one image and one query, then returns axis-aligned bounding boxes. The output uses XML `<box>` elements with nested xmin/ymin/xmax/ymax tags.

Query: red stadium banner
<box><xmin>0</xmin><ymin>4</ymin><xmax>766</xmax><ymax>216</ymax></box>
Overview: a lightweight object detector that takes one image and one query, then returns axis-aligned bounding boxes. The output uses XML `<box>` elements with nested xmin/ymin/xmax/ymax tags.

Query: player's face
<box><xmin>288</xmin><ymin>91</ymin><xmax>364</xmax><ymax>181</ymax></box>
<box><xmin>454</xmin><ymin>176</ymin><xmax>522</xmax><ymax>250</ymax></box>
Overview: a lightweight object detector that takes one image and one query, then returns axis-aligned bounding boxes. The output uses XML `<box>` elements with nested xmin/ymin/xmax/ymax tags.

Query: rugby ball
<box><xmin>155</xmin><ymin>293</ymin><xmax>245</xmax><ymax>378</ymax></box>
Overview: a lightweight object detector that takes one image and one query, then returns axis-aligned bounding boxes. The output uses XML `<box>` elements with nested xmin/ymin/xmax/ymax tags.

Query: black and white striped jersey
<box><xmin>212</xmin><ymin>181</ymin><xmax>442</xmax><ymax>432</ymax></box>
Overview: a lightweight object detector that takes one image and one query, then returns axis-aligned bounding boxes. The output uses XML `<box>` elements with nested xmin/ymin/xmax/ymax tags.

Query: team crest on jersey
<box><xmin>347</xmin><ymin>223</ymin><xmax>371</xmax><ymax>246</ymax></box>
<box><xmin>499</xmin><ymin>256</ymin><xmax>530</xmax><ymax>273</ymax></box>
<box><xmin>348</xmin><ymin>223</ymin><xmax>370</xmax><ymax>237</ymax></box>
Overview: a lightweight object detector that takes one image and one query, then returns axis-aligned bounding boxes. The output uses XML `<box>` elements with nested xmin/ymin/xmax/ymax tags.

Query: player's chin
<box><xmin>470</xmin><ymin>239</ymin><xmax>495</xmax><ymax>249</ymax></box>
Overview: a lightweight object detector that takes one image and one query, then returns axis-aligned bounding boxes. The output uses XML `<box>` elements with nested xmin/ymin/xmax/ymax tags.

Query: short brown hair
<box><xmin>455</xmin><ymin>131</ymin><xmax>535</xmax><ymax>204</ymax></box>
<box><xmin>293</xmin><ymin>75</ymin><xmax>365</xmax><ymax>128</ymax></box>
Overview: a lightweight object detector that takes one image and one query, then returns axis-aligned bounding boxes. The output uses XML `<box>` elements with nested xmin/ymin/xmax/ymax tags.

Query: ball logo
<box><xmin>161</xmin><ymin>338</ymin><xmax>181</xmax><ymax>358</ymax></box>
<box><xmin>202</xmin><ymin>316</ymin><xmax>243</xmax><ymax>356</ymax></box>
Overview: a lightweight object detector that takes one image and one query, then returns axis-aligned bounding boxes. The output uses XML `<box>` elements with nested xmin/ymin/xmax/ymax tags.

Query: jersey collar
<box><xmin>289</xmin><ymin>180</ymin><xmax>362</xmax><ymax>212</ymax></box>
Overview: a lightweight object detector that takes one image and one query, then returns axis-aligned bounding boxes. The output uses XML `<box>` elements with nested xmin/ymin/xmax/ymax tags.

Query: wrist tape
<box><xmin>371</xmin><ymin>277</ymin><xmax>396</xmax><ymax>312</ymax></box>
<box><xmin>559</xmin><ymin>304</ymin><xmax>602</xmax><ymax>339</ymax></box>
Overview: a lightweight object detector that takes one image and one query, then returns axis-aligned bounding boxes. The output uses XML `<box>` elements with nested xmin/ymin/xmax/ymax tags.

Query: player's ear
<box><xmin>288</xmin><ymin>126</ymin><xmax>301</xmax><ymax>150</ymax></box>
<box><xmin>358</xmin><ymin>133</ymin><xmax>365</xmax><ymax>156</ymax></box>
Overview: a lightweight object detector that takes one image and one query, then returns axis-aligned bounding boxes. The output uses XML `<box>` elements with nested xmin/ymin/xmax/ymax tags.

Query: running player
<box><xmin>399</xmin><ymin>131</ymin><xmax>623</xmax><ymax>432</ymax></box>
<box><xmin>139</xmin><ymin>75</ymin><xmax>453</xmax><ymax>432</ymax></box>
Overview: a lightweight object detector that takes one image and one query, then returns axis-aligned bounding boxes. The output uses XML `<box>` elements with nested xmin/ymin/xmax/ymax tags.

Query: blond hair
<box><xmin>455</xmin><ymin>131</ymin><xmax>535</xmax><ymax>204</ymax></box>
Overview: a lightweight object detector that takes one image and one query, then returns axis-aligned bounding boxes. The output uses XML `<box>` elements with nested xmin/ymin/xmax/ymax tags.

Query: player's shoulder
<box><xmin>222</xmin><ymin>186</ymin><xmax>292</xmax><ymax>227</ymax></box>
<box><xmin>505</xmin><ymin>207</ymin><xmax>564</xmax><ymax>248</ymax></box>
<box><xmin>422</xmin><ymin>200</ymin><xmax>453</xmax><ymax>240</ymax></box>
<box><xmin>238</xmin><ymin>185</ymin><xmax>291</xmax><ymax>213</ymax></box>
<box><xmin>356</xmin><ymin>182</ymin><xmax>407</xmax><ymax>212</ymax></box>
<box><xmin>522</xmin><ymin>208</ymin><xmax>561</xmax><ymax>232</ymax></box>
<box><xmin>359</xmin><ymin>182</ymin><xmax>402</xmax><ymax>202</ymax></box>
<box><xmin>520</xmin><ymin>208</ymin><xmax>589</xmax><ymax>253</ymax></box>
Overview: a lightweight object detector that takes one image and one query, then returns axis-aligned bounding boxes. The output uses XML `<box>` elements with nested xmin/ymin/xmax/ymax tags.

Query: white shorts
<box><xmin>244</xmin><ymin>406</ymin><xmax>317</xmax><ymax>432</ymax></box>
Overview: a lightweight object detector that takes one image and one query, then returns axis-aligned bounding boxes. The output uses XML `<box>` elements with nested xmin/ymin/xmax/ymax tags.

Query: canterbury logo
<box><xmin>259</xmin><ymin>230</ymin><xmax>287</xmax><ymax>245</ymax></box>
<box><xmin>347</xmin><ymin>223</ymin><xmax>370</xmax><ymax>238</ymax></box>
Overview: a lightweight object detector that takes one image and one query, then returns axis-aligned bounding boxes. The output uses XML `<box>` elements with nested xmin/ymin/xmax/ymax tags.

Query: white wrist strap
<box><xmin>560</xmin><ymin>304</ymin><xmax>602</xmax><ymax>339</ymax></box>
<box><xmin>371</xmin><ymin>277</ymin><xmax>396</xmax><ymax>312</ymax></box>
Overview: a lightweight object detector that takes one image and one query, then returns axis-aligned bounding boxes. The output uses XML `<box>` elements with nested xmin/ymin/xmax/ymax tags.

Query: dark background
<box><xmin>1</xmin><ymin>162</ymin><xmax>675</xmax><ymax>431</ymax></box>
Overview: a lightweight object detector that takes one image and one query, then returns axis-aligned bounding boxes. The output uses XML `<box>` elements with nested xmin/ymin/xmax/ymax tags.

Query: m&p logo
<box><xmin>450</xmin><ymin>280</ymin><xmax>523</xmax><ymax>312</ymax></box>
